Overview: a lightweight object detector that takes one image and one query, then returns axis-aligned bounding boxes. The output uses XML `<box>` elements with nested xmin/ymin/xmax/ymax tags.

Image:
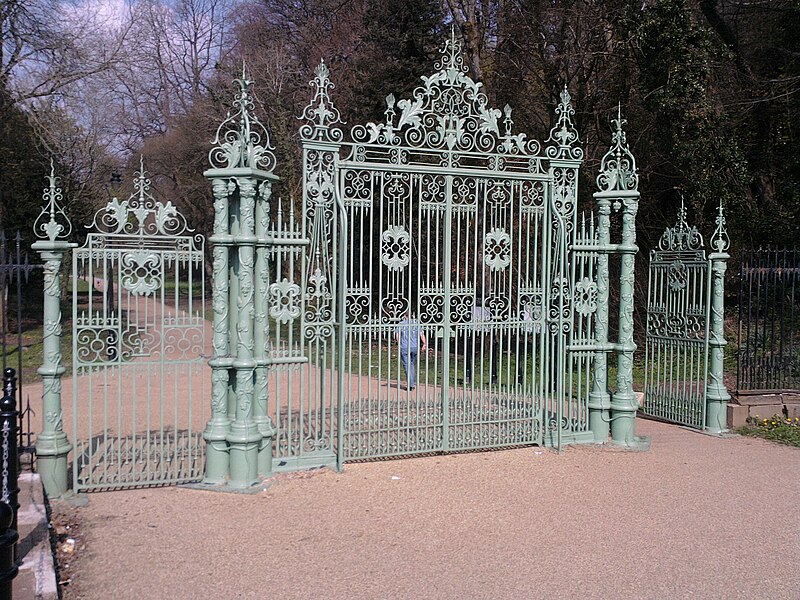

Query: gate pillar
<box><xmin>587</xmin><ymin>196</ymin><xmax>612</xmax><ymax>442</ymax></box>
<box><xmin>705</xmin><ymin>201</ymin><xmax>730</xmax><ymax>434</ymax></box>
<box><xmin>31</xmin><ymin>162</ymin><xmax>75</xmax><ymax>497</ymax></box>
<box><xmin>203</xmin><ymin>67</ymin><xmax>279</xmax><ymax>488</ymax></box>
<box><xmin>594</xmin><ymin>109</ymin><xmax>643</xmax><ymax>446</ymax></box>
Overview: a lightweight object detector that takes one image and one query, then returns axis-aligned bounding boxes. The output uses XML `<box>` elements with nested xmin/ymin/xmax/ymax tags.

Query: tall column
<box><xmin>588</xmin><ymin>197</ymin><xmax>611</xmax><ymax>441</ymax></box>
<box><xmin>705</xmin><ymin>201</ymin><xmax>730</xmax><ymax>434</ymax></box>
<box><xmin>32</xmin><ymin>162</ymin><xmax>75</xmax><ymax>497</ymax></box>
<box><xmin>204</xmin><ymin>65</ymin><xmax>280</xmax><ymax>488</ymax></box>
<box><xmin>226</xmin><ymin>178</ymin><xmax>261</xmax><ymax>488</ymax></box>
<box><xmin>610</xmin><ymin>195</ymin><xmax>639</xmax><ymax>444</ymax></box>
<box><xmin>202</xmin><ymin>178</ymin><xmax>234</xmax><ymax>484</ymax></box>
<box><xmin>253</xmin><ymin>181</ymin><xmax>275</xmax><ymax>477</ymax></box>
<box><xmin>595</xmin><ymin>107</ymin><xmax>642</xmax><ymax>446</ymax></box>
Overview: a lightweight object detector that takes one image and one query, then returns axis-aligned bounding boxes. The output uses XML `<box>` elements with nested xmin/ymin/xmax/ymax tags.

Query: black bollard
<box><xmin>0</xmin><ymin>370</ymin><xmax>19</xmax><ymax>557</ymax></box>
<box><xmin>0</xmin><ymin>502</ymin><xmax>17</xmax><ymax>600</ymax></box>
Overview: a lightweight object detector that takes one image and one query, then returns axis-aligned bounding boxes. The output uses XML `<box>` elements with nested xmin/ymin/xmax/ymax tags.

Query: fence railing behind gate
<box><xmin>737</xmin><ymin>247</ymin><xmax>800</xmax><ymax>393</ymax></box>
<box><xmin>0</xmin><ymin>230</ymin><xmax>40</xmax><ymax>457</ymax></box>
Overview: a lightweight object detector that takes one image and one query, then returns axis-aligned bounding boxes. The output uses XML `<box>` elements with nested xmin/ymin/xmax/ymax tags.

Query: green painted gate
<box><xmin>642</xmin><ymin>200</ymin><xmax>730</xmax><ymax>431</ymax></box>
<box><xmin>31</xmin><ymin>35</ymin><xmax>652</xmax><ymax>497</ymax></box>
<box><xmin>279</xmin><ymin>34</ymin><xmax>591</xmax><ymax>466</ymax></box>
<box><xmin>71</xmin><ymin>164</ymin><xmax>207</xmax><ymax>491</ymax></box>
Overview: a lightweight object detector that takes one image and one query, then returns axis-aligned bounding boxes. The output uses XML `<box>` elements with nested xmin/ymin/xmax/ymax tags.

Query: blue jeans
<box><xmin>400</xmin><ymin>346</ymin><xmax>418</xmax><ymax>388</ymax></box>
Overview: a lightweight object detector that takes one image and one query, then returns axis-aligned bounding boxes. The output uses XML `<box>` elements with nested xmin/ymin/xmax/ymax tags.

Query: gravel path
<box><xmin>54</xmin><ymin>418</ymin><xmax>799</xmax><ymax>599</ymax></box>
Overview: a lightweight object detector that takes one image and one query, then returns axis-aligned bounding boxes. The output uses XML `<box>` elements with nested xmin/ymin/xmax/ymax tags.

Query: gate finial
<box><xmin>209</xmin><ymin>67</ymin><xmax>276</xmax><ymax>172</ymax></box>
<box><xmin>546</xmin><ymin>85</ymin><xmax>583</xmax><ymax>160</ymax></box>
<box><xmin>299</xmin><ymin>59</ymin><xmax>344</xmax><ymax>143</ymax></box>
<box><xmin>34</xmin><ymin>159</ymin><xmax>72</xmax><ymax>242</ymax></box>
<box><xmin>596</xmin><ymin>104</ymin><xmax>637</xmax><ymax>192</ymax></box>
<box><xmin>711</xmin><ymin>199</ymin><xmax>730</xmax><ymax>253</ymax></box>
<box><xmin>658</xmin><ymin>194</ymin><xmax>703</xmax><ymax>252</ymax></box>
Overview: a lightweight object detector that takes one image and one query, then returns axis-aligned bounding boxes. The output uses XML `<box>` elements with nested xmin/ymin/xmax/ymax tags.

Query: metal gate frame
<box><xmin>198</xmin><ymin>33</ymin><xmax>652</xmax><ymax>489</ymax></box>
<box><xmin>289</xmin><ymin>33</ymin><xmax>589</xmax><ymax>464</ymax></box>
<box><xmin>29</xmin><ymin>36</ymin><xmax>655</xmax><ymax>496</ymax></box>
<box><xmin>643</xmin><ymin>200</ymin><xmax>730</xmax><ymax>432</ymax></box>
<box><xmin>71</xmin><ymin>162</ymin><xmax>207</xmax><ymax>491</ymax></box>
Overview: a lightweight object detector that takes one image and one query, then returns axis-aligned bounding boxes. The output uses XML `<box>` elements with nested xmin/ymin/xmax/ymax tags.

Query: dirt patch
<box><xmin>50</xmin><ymin>502</ymin><xmax>87</xmax><ymax>599</ymax></box>
<box><xmin>44</xmin><ymin>418</ymin><xmax>800</xmax><ymax>599</ymax></box>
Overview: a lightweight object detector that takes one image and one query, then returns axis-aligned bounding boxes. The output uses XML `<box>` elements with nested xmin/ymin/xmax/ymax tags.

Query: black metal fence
<box><xmin>0</xmin><ymin>230</ymin><xmax>40</xmax><ymax>456</ymax></box>
<box><xmin>737</xmin><ymin>247</ymin><xmax>800</xmax><ymax>392</ymax></box>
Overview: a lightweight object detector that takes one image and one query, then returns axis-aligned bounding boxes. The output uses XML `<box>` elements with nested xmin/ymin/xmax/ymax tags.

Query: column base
<box><xmin>36</xmin><ymin>434</ymin><xmax>72</xmax><ymax>498</ymax></box>
<box><xmin>610</xmin><ymin>434</ymin><xmax>651</xmax><ymax>451</ymax></box>
<box><xmin>202</xmin><ymin>418</ymin><xmax>231</xmax><ymax>484</ymax></box>
<box><xmin>226</xmin><ymin>422</ymin><xmax>261</xmax><ymax>488</ymax></box>
<box><xmin>253</xmin><ymin>416</ymin><xmax>275</xmax><ymax>479</ymax></box>
<box><xmin>610</xmin><ymin>395</ymin><xmax>639</xmax><ymax>446</ymax></box>
<box><xmin>705</xmin><ymin>398</ymin><xmax>729</xmax><ymax>436</ymax></box>
<box><xmin>588</xmin><ymin>401</ymin><xmax>611</xmax><ymax>443</ymax></box>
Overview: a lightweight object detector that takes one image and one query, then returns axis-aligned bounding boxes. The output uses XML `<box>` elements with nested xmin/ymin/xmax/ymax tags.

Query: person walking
<box><xmin>396</xmin><ymin>312</ymin><xmax>427</xmax><ymax>391</ymax></box>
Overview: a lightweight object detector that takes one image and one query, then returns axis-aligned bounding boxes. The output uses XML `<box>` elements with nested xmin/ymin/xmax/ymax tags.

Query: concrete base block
<box><xmin>727</xmin><ymin>403</ymin><xmax>749</xmax><ymax>428</ymax></box>
<box><xmin>785</xmin><ymin>404</ymin><xmax>800</xmax><ymax>419</ymax></box>
<box><xmin>17</xmin><ymin>472</ymin><xmax>59</xmax><ymax>599</ymax></box>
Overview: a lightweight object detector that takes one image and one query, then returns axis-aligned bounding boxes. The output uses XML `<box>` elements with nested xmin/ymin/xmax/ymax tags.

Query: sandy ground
<box><xmin>52</xmin><ymin>418</ymin><xmax>799</xmax><ymax>600</ymax></box>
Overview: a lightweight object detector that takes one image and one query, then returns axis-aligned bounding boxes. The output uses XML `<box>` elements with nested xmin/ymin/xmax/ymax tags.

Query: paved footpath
<box><xmin>54</xmin><ymin>418</ymin><xmax>799</xmax><ymax>600</ymax></box>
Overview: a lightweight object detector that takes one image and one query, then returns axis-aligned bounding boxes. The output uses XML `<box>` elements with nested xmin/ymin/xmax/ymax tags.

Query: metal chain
<box><xmin>1</xmin><ymin>419</ymin><xmax>9</xmax><ymax>503</ymax></box>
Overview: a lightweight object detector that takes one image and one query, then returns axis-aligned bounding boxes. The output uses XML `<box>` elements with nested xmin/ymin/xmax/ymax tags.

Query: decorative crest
<box><xmin>546</xmin><ymin>85</ymin><xmax>583</xmax><ymax>161</ymax></box>
<box><xmin>658</xmin><ymin>196</ymin><xmax>704</xmax><ymax>252</ymax></box>
<box><xmin>710</xmin><ymin>199</ymin><xmax>730</xmax><ymax>253</ymax></box>
<box><xmin>597</xmin><ymin>104</ymin><xmax>638</xmax><ymax>192</ymax></box>
<box><xmin>299</xmin><ymin>60</ymin><xmax>344</xmax><ymax>143</ymax></box>
<box><xmin>345</xmin><ymin>34</ymin><xmax>540</xmax><ymax>158</ymax></box>
<box><xmin>34</xmin><ymin>159</ymin><xmax>72</xmax><ymax>242</ymax></box>
<box><xmin>209</xmin><ymin>63</ymin><xmax>276</xmax><ymax>171</ymax></box>
<box><xmin>89</xmin><ymin>157</ymin><xmax>192</xmax><ymax>237</ymax></box>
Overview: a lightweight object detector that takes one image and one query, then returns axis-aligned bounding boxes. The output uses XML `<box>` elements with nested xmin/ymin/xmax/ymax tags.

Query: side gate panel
<box><xmin>72</xmin><ymin>167</ymin><xmax>207</xmax><ymax>491</ymax></box>
<box><xmin>643</xmin><ymin>205</ymin><xmax>710</xmax><ymax>429</ymax></box>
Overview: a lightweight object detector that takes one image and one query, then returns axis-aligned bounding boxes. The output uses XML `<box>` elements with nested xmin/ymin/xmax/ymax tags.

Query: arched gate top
<box><xmin>300</xmin><ymin>31</ymin><xmax>583</xmax><ymax>173</ymax></box>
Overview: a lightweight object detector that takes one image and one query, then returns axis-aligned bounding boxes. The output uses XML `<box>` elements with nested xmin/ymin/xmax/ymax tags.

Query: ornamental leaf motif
<box><xmin>268</xmin><ymin>278</ymin><xmax>302</xmax><ymax>323</ymax></box>
<box><xmin>120</xmin><ymin>250</ymin><xmax>163</xmax><ymax>296</ymax></box>
<box><xmin>483</xmin><ymin>228</ymin><xmax>511</xmax><ymax>271</ymax></box>
<box><xmin>345</xmin><ymin>31</ymin><xmax>542</xmax><ymax>157</ymax></box>
<box><xmin>381</xmin><ymin>225</ymin><xmax>411</xmax><ymax>271</ymax></box>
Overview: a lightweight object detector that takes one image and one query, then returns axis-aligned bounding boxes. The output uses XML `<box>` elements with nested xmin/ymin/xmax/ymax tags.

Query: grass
<box><xmin>735</xmin><ymin>414</ymin><xmax>800</xmax><ymax>447</ymax></box>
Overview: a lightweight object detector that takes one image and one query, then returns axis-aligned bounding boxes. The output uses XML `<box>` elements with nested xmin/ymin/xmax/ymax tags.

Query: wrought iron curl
<box><xmin>710</xmin><ymin>199</ymin><xmax>730</xmax><ymax>253</ymax></box>
<box><xmin>209</xmin><ymin>64</ymin><xmax>277</xmax><ymax>171</ymax></box>
<box><xmin>658</xmin><ymin>197</ymin><xmax>704</xmax><ymax>252</ymax></box>
<box><xmin>347</xmin><ymin>32</ymin><xmax>540</xmax><ymax>158</ymax></box>
<box><xmin>299</xmin><ymin>60</ymin><xmax>345</xmax><ymax>143</ymax></box>
<box><xmin>89</xmin><ymin>159</ymin><xmax>193</xmax><ymax>238</ymax></box>
<box><xmin>34</xmin><ymin>160</ymin><xmax>73</xmax><ymax>241</ymax></box>
<box><xmin>545</xmin><ymin>86</ymin><xmax>584</xmax><ymax>161</ymax></box>
<box><xmin>596</xmin><ymin>105</ymin><xmax>638</xmax><ymax>192</ymax></box>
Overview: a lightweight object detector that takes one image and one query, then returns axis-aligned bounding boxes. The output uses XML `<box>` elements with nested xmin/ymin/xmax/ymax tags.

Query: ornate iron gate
<box><xmin>642</xmin><ymin>203</ymin><xmax>711</xmax><ymax>428</ymax></box>
<box><xmin>283</xmin><ymin>34</ymin><xmax>588</xmax><ymax>464</ymax></box>
<box><xmin>643</xmin><ymin>201</ymin><xmax>730</xmax><ymax>431</ymax></box>
<box><xmin>199</xmin><ymin>35</ymin><xmax>647</xmax><ymax>489</ymax></box>
<box><xmin>72</xmin><ymin>164</ymin><xmax>207</xmax><ymax>490</ymax></box>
